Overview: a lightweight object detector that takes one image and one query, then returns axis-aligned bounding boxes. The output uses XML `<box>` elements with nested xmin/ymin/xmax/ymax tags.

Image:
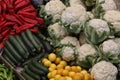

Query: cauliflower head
<box><xmin>45</xmin><ymin>0</ymin><xmax>66</xmax><ymax>21</ymax></box>
<box><xmin>77</xmin><ymin>44</ymin><xmax>96</xmax><ymax>61</ymax></box>
<box><xmin>61</xmin><ymin>46</ymin><xmax>76</xmax><ymax>61</ymax></box>
<box><xmin>98</xmin><ymin>0</ymin><xmax>117</xmax><ymax>11</ymax></box>
<box><xmin>85</xmin><ymin>19</ymin><xmax>110</xmax><ymax>44</ymax></box>
<box><xmin>88</xmin><ymin>19</ymin><xmax>110</xmax><ymax>34</ymax></box>
<box><xmin>103</xmin><ymin>10</ymin><xmax>120</xmax><ymax>32</ymax></box>
<box><xmin>48</xmin><ymin>23</ymin><xmax>68</xmax><ymax>39</ymax></box>
<box><xmin>101</xmin><ymin>39</ymin><xmax>120</xmax><ymax>56</ymax></box>
<box><xmin>91</xmin><ymin>61</ymin><xmax>118</xmax><ymax>80</ymax></box>
<box><xmin>60</xmin><ymin>36</ymin><xmax>80</xmax><ymax>47</ymax></box>
<box><xmin>61</xmin><ymin>4</ymin><xmax>88</xmax><ymax>34</ymax></box>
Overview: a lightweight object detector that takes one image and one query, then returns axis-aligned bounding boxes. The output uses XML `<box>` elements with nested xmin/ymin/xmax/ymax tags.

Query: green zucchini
<box><xmin>33</xmin><ymin>35</ymin><xmax>45</xmax><ymax>52</ymax></box>
<box><xmin>15</xmin><ymin>35</ymin><xmax>30</xmax><ymax>57</ymax></box>
<box><xmin>34</xmin><ymin>53</ymin><xmax>45</xmax><ymax>60</ymax></box>
<box><xmin>21</xmin><ymin>71</ymin><xmax>35</xmax><ymax>80</ymax></box>
<box><xmin>26</xmin><ymin>29</ymin><xmax>41</xmax><ymax>52</ymax></box>
<box><xmin>37</xmin><ymin>32</ymin><xmax>46</xmax><ymax>40</ymax></box>
<box><xmin>28</xmin><ymin>63</ymin><xmax>45</xmax><ymax>75</ymax></box>
<box><xmin>24</xmin><ymin>66</ymin><xmax>40</xmax><ymax>79</ymax></box>
<box><xmin>20</xmin><ymin>31</ymin><xmax>36</xmax><ymax>53</ymax></box>
<box><xmin>2</xmin><ymin>53</ymin><xmax>15</xmax><ymax>67</ymax></box>
<box><xmin>41</xmin><ymin>76</ymin><xmax>48</xmax><ymax>80</ymax></box>
<box><xmin>4</xmin><ymin>41</ymin><xmax>23</xmax><ymax>62</ymax></box>
<box><xmin>32</xmin><ymin>59</ymin><xmax>48</xmax><ymax>73</ymax></box>
<box><xmin>4</xmin><ymin>48</ymin><xmax>18</xmax><ymax>65</ymax></box>
<box><xmin>8</xmin><ymin>35</ymin><xmax>28</xmax><ymax>59</ymax></box>
<box><xmin>41</xmin><ymin>40</ymin><xmax>53</xmax><ymax>53</ymax></box>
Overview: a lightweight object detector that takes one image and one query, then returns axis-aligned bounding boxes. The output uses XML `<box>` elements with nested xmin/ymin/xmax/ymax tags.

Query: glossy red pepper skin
<box><xmin>15</xmin><ymin>0</ymin><xmax>30</xmax><ymax>10</ymax></box>
<box><xmin>4</xmin><ymin>14</ymin><xmax>23</xmax><ymax>25</ymax></box>
<box><xmin>0</xmin><ymin>0</ymin><xmax>44</xmax><ymax>48</ymax></box>
<box><xmin>17</xmin><ymin>11</ymin><xmax>37</xmax><ymax>19</ymax></box>
<box><xmin>19</xmin><ymin>15</ymin><xmax>38</xmax><ymax>24</ymax></box>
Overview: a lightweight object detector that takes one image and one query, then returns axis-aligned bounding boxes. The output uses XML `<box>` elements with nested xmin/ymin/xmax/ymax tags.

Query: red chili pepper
<box><xmin>14</xmin><ymin>0</ymin><xmax>23</xmax><ymax>5</ymax></box>
<box><xmin>15</xmin><ymin>0</ymin><xmax>30</xmax><ymax>10</ymax></box>
<box><xmin>36</xmin><ymin>18</ymin><xmax>44</xmax><ymax>27</ymax></box>
<box><xmin>1</xmin><ymin>2</ymin><xmax>7</xmax><ymax>13</ymax></box>
<box><xmin>9</xmin><ymin>0</ymin><xmax>14</xmax><ymax>5</ymax></box>
<box><xmin>4</xmin><ymin>14</ymin><xmax>23</xmax><ymax>25</ymax></box>
<box><xmin>0</xmin><ymin>21</ymin><xmax>6</xmax><ymax>27</ymax></box>
<box><xmin>19</xmin><ymin>15</ymin><xmax>38</xmax><ymax>24</ymax></box>
<box><xmin>0</xmin><ymin>15</ymin><xmax>5</xmax><ymax>21</ymax></box>
<box><xmin>13</xmin><ymin>14</ymin><xmax>25</xmax><ymax>24</ymax></box>
<box><xmin>0</xmin><ymin>22</ymin><xmax>15</xmax><ymax>33</ymax></box>
<box><xmin>29</xmin><ymin>28</ymin><xmax>38</xmax><ymax>33</ymax></box>
<box><xmin>15</xmin><ymin>24</ymin><xmax>35</xmax><ymax>33</ymax></box>
<box><xmin>4</xmin><ymin>0</ymin><xmax>10</xmax><ymax>5</ymax></box>
<box><xmin>1</xmin><ymin>29</ymin><xmax>11</xmax><ymax>37</ymax></box>
<box><xmin>17</xmin><ymin>11</ymin><xmax>37</xmax><ymax>19</ymax></box>
<box><xmin>18</xmin><ymin>5</ymin><xmax>36</xmax><ymax>13</ymax></box>
<box><xmin>0</xmin><ymin>42</ymin><xmax>4</xmax><ymax>48</ymax></box>
<box><xmin>0</xmin><ymin>5</ymin><xmax>2</xmax><ymax>14</ymax></box>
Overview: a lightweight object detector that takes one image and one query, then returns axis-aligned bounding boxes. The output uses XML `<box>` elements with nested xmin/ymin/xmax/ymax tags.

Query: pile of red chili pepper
<box><xmin>0</xmin><ymin>0</ymin><xmax>44</xmax><ymax>48</ymax></box>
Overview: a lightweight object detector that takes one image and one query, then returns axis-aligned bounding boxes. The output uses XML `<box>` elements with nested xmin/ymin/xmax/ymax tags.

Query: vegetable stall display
<box><xmin>0</xmin><ymin>0</ymin><xmax>120</xmax><ymax>80</ymax></box>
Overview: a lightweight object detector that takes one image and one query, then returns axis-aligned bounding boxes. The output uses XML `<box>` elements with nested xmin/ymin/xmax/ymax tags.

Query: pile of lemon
<box><xmin>42</xmin><ymin>53</ymin><xmax>94</xmax><ymax>80</ymax></box>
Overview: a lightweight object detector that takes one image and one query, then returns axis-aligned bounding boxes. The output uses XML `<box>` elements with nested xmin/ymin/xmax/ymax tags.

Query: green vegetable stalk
<box><xmin>0</xmin><ymin>64</ymin><xmax>14</xmax><ymax>80</ymax></box>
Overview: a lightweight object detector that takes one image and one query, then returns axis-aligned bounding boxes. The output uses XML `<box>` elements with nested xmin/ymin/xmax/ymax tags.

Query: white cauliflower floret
<box><xmin>48</xmin><ymin>23</ymin><xmax>68</xmax><ymax>39</ymax></box>
<box><xmin>91</xmin><ymin>61</ymin><xmax>118</xmax><ymax>80</ymax></box>
<box><xmin>87</xmin><ymin>12</ymin><xmax>94</xmax><ymax>19</ymax></box>
<box><xmin>98</xmin><ymin>0</ymin><xmax>117</xmax><ymax>11</ymax></box>
<box><xmin>61</xmin><ymin>4</ymin><xmax>88</xmax><ymax>33</ymax></box>
<box><xmin>101</xmin><ymin>39</ymin><xmax>120</xmax><ymax>56</ymax></box>
<box><xmin>45</xmin><ymin>0</ymin><xmax>66</xmax><ymax>21</ymax></box>
<box><xmin>77</xmin><ymin>44</ymin><xmax>96</xmax><ymax>61</ymax></box>
<box><xmin>60</xmin><ymin>36</ymin><xmax>80</xmax><ymax>47</ymax></box>
<box><xmin>62</xmin><ymin>46</ymin><xmax>75</xmax><ymax>61</ymax></box>
<box><xmin>103</xmin><ymin>10</ymin><xmax>120</xmax><ymax>32</ymax></box>
<box><xmin>69</xmin><ymin>0</ymin><xmax>84</xmax><ymax>6</ymax></box>
<box><xmin>88</xmin><ymin>19</ymin><xmax>110</xmax><ymax>34</ymax></box>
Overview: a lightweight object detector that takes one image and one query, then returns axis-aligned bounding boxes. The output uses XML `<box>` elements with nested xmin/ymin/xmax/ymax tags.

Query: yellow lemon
<box><xmin>62</xmin><ymin>70</ymin><xmax>69</xmax><ymax>76</ymax></box>
<box><xmin>42</xmin><ymin>58</ymin><xmax>48</xmax><ymax>64</ymax></box>
<box><xmin>65</xmin><ymin>66</ymin><xmax>71</xmax><ymax>71</ymax></box>
<box><xmin>47</xmin><ymin>72</ymin><xmax>52</xmax><ymax>79</ymax></box>
<box><xmin>55</xmin><ymin>57</ymin><xmax>61</xmax><ymax>64</ymax></box>
<box><xmin>76</xmin><ymin>66</ymin><xmax>82</xmax><ymax>72</ymax></box>
<box><xmin>43</xmin><ymin>60</ymin><xmax>51</xmax><ymax>67</ymax></box>
<box><xmin>50</xmin><ymin>64</ymin><xmax>56</xmax><ymax>69</ymax></box>
<box><xmin>49</xmin><ymin>67</ymin><xmax>55</xmax><ymax>72</ymax></box>
<box><xmin>50</xmin><ymin>78</ymin><xmax>55</xmax><ymax>80</ymax></box>
<box><xmin>56</xmin><ymin>64</ymin><xmax>64</xmax><ymax>69</ymax></box>
<box><xmin>71</xmin><ymin>66</ymin><xmax>78</xmax><ymax>72</ymax></box>
<box><xmin>90</xmin><ymin>75</ymin><xmax>94</xmax><ymax>80</ymax></box>
<box><xmin>81</xmin><ymin>70</ymin><xmax>88</xmax><ymax>74</ymax></box>
<box><xmin>84</xmin><ymin>73</ymin><xmax>91</xmax><ymax>80</ymax></box>
<box><xmin>68</xmin><ymin>71</ymin><xmax>75</xmax><ymax>78</ymax></box>
<box><xmin>57</xmin><ymin>69</ymin><xmax>63</xmax><ymax>75</ymax></box>
<box><xmin>76</xmin><ymin>73</ymin><xmax>84</xmax><ymax>80</ymax></box>
<box><xmin>51</xmin><ymin>70</ymin><xmax>57</xmax><ymax>78</ymax></box>
<box><xmin>55</xmin><ymin>75</ymin><xmax>61</xmax><ymax>80</ymax></box>
<box><xmin>65</xmin><ymin>77</ymin><xmax>72</xmax><ymax>80</ymax></box>
<box><xmin>73</xmin><ymin>75</ymin><xmax>82</xmax><ymax>80</ymax></box>
<box><xmin>59</xmin><ymin>61</ymin><xmax>67</xmax><ymax>67</ymax></box>
<box><xmin>48</xmin><ymin>53</ymin><xmax>57</xmax><ymax>62</ymax></box>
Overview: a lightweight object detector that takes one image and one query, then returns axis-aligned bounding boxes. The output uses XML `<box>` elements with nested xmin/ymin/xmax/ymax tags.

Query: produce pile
<box><xmin>0</xmin><ymin>0</ymin><xmax>120</xmax><ymax>80</ymax></box>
